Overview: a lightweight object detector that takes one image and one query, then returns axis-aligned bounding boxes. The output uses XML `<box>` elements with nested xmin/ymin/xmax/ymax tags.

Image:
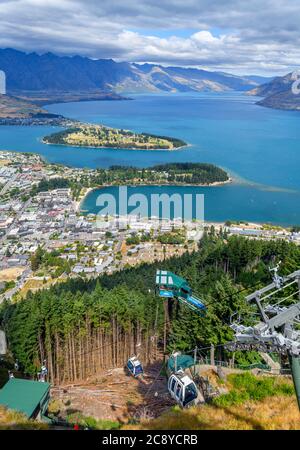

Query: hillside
<box><xmin>1</xmin><ymin>235</ymin><xmax>300</xmax><ymax>429</ymax></box>
<box><xmin>0</xmin><ymin>92</ymin><xmax>125</xmax><ymax>125</ymax></box>
<box><xmin>0</xmin><ymin>94</ymin><xmax>55</xmax><ymax>119</ymax></box>
<box><xmin>0</xmin><ymin>93</ymin><xmax>75</xmax><ymax>125</ymax></box>
<box><xmin>257</xmin><ymin>91</ymin><xmax>300</xmax><ymax>111</ymax></box>
<box><xmin>1</xmin><ymin>234</ymin><xmax>300</xmax><ymax>384</ymax></box>
<box><xmin>124</xmin><ymin>372</ymin><xmax>299</xmax><ymax>430</ymax></box>
<box><xmin>127</xmin><ymin>394</ymin><xmax>300</xmax><ymax>430</ymax></box>
<box><xmin>0</xmin><ymin>406</ymin><xmax>48</xmax><ymax>430</ymax></box>
<box><xmin>0</xmin><ymin>48</ymin><xmax>268</xmax><ymax>94</ymax></box>
<box><xmin>248</xmin><ymin>73</ymin><xmax>300</xmax><ymax>111</ymax></box>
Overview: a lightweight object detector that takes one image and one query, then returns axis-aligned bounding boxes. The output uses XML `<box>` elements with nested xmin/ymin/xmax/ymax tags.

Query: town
<box><xmin>1</xmin><ymin>150</ymin><xmax>300</xmax><ymax>303</ymax></box>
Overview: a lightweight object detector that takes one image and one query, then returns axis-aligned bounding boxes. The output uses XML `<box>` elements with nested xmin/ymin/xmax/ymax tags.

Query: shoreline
<box><xmin>0</xmin><ymin>149</ymin><xmax>296</xmax><ymax>227</ymax></box>
<box><xmin>75</xmin><ymin>205</ymin><xmax>296</xmax><ymax>232</ymax></box>
<box><xmin>76</xmin><ymin>187</ymin><xmax>94</xmax><ymax>212</ymax></box>
<box><xmin>0</xmin><ymin>149</ymin><xmax>231</xmax><ymax>189</ymax></box>
<box><xmin>78</xmin><ymin>178</ymin><xmax>233</xmax><ymax>212</ymax></box>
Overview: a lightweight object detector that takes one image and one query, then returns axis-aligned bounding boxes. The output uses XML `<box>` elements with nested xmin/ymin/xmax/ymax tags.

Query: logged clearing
<box><xmin>51</xmin><ymin>361</ymin><xmax>174</xmax><ymax>425</ymax></box>
<box><xmin>0</xmin><ymin>267</ymin><xmax>24</xmax><ymax>282</ymax></box>
<box><xmin>49</xmin><ymin>365</ymin><xmax>300</xmax><ymax>430</ymax></box>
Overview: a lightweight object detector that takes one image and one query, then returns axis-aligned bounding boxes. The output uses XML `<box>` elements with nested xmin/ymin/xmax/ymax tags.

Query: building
<box><xmin>0</xmin><ymin>378</ymin><xmax>50</xmax><ymax>420</ymax></box>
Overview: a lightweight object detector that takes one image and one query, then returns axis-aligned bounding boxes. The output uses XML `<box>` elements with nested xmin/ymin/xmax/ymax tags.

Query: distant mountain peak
<box><xmin>248</xmin><ymin>72</ymin><xmax>300</xmax><ymax>111</ymax></box>
<box><xmin>0</xmin><ymin>47</ymin><xmax>271</xmax><ymax>94</ymax></box>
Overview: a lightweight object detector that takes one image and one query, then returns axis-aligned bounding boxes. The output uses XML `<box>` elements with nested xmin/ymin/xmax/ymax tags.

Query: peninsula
<box><xmin>0</xmin><ymin>91</ymin><xmax>127</xmax><ymax>126</ymax></box>
<box><xmin>42</xmin><ymin>124</ymin><xmax>187</xmax><ymax>150</ymax></box>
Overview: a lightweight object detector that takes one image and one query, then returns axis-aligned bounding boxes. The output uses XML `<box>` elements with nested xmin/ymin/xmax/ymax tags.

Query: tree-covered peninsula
<box><xmin>43</xmin><ymin>124</ymin><xmax>187</xmax><ymax>150</ymax></box>
<box><xmin>29</xmin><ymin>163</ymin><xmax>230</xmax><ymax>200</ymax></box>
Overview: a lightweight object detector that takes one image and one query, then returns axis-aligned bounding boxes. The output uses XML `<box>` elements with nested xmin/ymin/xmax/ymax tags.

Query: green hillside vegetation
<box><xmin>30</xmin><ymin>163</ymin><xmax>229</xmax><ymax>201</ymax></box>
<box><xmin>43</xmin><ymin>125</ymin><xmax>186</xmax><ymax>150</ymax></box>
<box><xmin>150</xmin><ymin>163</ymin><xmax>229</xmax><ymax>184</ymax></box>
<box><xmin>212</xmin><ymin>372</ymin><xmax>294</xmax><ymax>407</ymax></box>
<box><xmin>66</xmin><ymin>412</ymin><xmax>120</xmax><ymax>430</ymax></box>
<box><xmin>1</xmin><ymin>232</ymin><xmax>300</xmax><ymax>384</ymax></box>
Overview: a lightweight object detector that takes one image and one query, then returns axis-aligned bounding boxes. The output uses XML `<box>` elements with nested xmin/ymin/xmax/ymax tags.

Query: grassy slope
<box><xmin>126</xmin><ymin>396</ymin><xmax>299</xmax><ymax>430</ymax></box>
<box><xmin>0</xmin><ymin>406</ymin><xmax>48</xmax><ymax>430</ymax></box>
<box><xmin>125</xmin><ymin>373</ymin><xmax>300</xmax><ymax>430</ymax></box>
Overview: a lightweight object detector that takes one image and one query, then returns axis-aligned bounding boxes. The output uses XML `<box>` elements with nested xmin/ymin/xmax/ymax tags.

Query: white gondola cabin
<box><xmin>168</xmin><ymin>371</ymin><xmax>199</xmax><ymax>408</ymax></box>
<box><xmin>126</xmin><ymin>356</ymin><xmax>143</xmax><ymax>377</ymax></box>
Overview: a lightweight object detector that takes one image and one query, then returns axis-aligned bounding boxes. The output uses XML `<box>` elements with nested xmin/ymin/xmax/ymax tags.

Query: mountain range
<box><xmin>248</xmin><ymin>73</ymin><xmax>300</xmax><ymax>110</ymax></box>
<box><xmin>0</xmin><ymin>48</ymin><xmax>271</xmax><ymax>94</ymax></box>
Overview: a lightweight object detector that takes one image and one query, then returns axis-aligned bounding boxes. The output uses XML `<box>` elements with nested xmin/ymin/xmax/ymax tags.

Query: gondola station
<box><xmin>0</xmin><ymin>378</ymin><xmax>51</xmax><ymax>421</ymax></box>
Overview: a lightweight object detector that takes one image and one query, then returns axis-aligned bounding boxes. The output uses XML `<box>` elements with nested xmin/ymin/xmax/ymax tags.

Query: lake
<box><xmin>1</xmin><ymin>92</ymin><xmax>300</xmax><ymax>225</ymax></box>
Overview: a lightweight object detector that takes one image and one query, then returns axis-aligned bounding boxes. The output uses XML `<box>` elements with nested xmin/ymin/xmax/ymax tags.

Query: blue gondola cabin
<box><xmin>127</xmin><ymin>356</ymin><xmax>143</xmax><ymax>377</ymax></box>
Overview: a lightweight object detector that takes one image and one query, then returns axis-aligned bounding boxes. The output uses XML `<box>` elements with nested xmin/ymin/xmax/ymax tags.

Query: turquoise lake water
<box><xmin>0</xmin><ymin>92</ymin><xmax>300</xmax><ymax>224</ymax></box>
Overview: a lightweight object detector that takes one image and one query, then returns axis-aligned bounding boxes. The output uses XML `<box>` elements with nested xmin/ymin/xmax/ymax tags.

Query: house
<box><xmin>0</xmin><ymin>378</ymin><xmax>50</xmax><ymax>420</ymax></box>
<box><xmin>72</xmin><ymin>264</ymin><xmax>84</xmax><ymax>273</ymax></box>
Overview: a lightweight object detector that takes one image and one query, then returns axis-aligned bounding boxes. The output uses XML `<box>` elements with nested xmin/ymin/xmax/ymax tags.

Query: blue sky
<box><xmin>1</xmin><ymin>0</ymin><xmax>300</xmax><ymax>75</ymax></box>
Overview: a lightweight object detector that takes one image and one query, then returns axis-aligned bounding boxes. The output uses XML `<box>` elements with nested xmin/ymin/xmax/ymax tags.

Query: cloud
<box><xmin>0</xmin><ymin>0</ymin><xmax>300</xmax><ymax>74</ymax></box>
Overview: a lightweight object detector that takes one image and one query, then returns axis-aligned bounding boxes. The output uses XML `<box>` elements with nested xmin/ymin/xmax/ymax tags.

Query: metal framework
<box><xmin>228</xmin><ymin>266</ymin><xmax>300</xmax><ymax>409</ymax></box>
<box><xmin>228</xmin><ymin>268</ymin><xmax>300</xmax><ymax>356</ymax></box>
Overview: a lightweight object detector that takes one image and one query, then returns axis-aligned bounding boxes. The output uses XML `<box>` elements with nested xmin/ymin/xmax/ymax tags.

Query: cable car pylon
<box><xmin>228</xmin><ymin>265</ymin><xmax>300</xmax><ymax>410</ymax></box>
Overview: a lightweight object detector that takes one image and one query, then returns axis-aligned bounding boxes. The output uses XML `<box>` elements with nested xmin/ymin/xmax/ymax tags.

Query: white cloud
<box><xmin>191</xmin><ymin>31</ymin><xmax>220</xmax><ymax>44</ymax></box>
<box><xmin>0</xmin><ymin>0</ymin><xmax>300</xmax><ymax>74</ymax></box>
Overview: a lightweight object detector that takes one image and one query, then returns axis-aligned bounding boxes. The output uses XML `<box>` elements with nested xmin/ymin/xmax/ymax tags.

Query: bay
<box><xmin>1</xmin><ymin>92</ymin><xmax>300</xmax><ymax>224</ymax></box>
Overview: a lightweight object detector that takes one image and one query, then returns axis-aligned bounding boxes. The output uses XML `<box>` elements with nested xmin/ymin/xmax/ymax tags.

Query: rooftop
<box><xmin>0</xmin><ymin>378</ymin><xmax>50</xmax><ymax>418</ymax></box>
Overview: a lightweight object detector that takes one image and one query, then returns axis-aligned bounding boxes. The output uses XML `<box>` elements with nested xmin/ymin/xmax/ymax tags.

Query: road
<box><xmin>0</xmin><ymin>172</ymin><xmax>18</xmax><ymax>196</ymax></box>
<box><xmin>0</xmin><ymin>267</ymin><xmax>32</xmax><ymax>304</ymax></box>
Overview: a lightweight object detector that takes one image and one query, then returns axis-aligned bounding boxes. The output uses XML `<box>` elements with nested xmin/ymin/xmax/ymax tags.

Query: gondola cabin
<box><xmin>126</xmin><ymin>356</ymin><xmax>143</xmax><ymax>377</ymax></box>
<box><xmin>156</xmin><ymin>270</ymin><xmax>191</xmax><ymax>299</ymax></box>
<box><xmin>168</xmin><ymin>371</ymin><xmax>200</xmax><ymax>408</ymax></box>
<box><xmin>155</xmin><ymin>270</ymin><xmax>206</xmax><ymax>314</ymax></box>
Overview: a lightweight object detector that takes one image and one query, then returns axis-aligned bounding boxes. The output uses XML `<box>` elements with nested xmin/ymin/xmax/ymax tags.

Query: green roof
<box><xmin>167</xmin><ymin>354</ymin><xmax>195</xmax><ymax>372</ymax></box>
<box><xmin>156</xmin><ymin>270</ymin><xmax>190</xmax><ymax>290</ymax></box>
<box><xmin>0</xmin><ymin>378</ymin><xmax>50</xmax><ymax>418</ymax></box>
